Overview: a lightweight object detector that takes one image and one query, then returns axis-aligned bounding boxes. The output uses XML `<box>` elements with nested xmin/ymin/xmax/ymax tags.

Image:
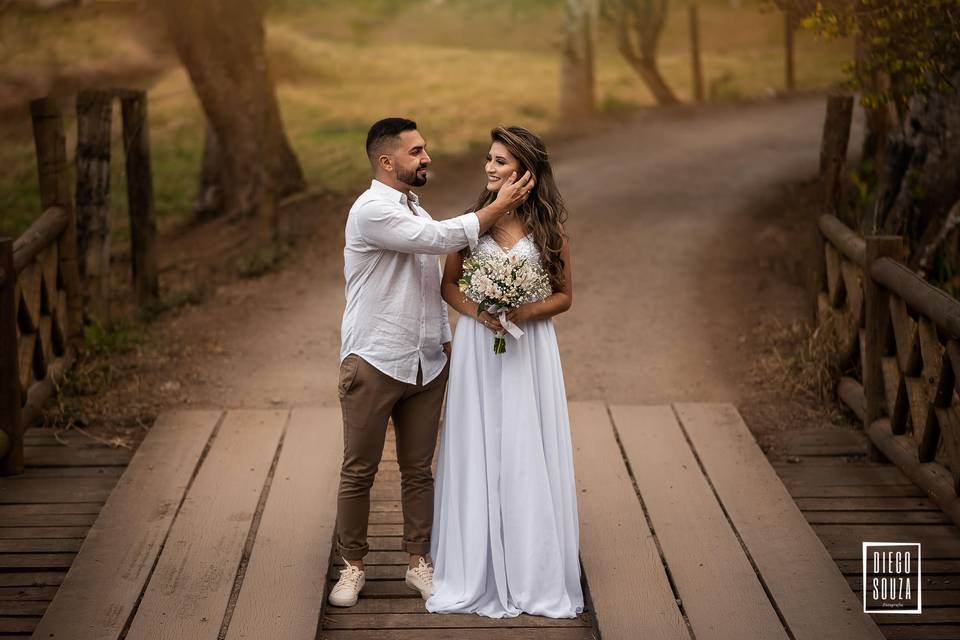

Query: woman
<box><xmin>425</xmin><ymin>126</ymin><xmax>583</xmax><ymax>619</ymax></box>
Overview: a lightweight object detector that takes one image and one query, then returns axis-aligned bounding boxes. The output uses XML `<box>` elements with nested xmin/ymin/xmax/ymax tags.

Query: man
<box><xmin>329</xmin><ymin>117</ymin><xmax>534</xmax><ymax>607</ymax></box>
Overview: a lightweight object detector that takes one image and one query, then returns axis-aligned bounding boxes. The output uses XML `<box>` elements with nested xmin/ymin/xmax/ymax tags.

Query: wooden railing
<box><xmin>815</xmin><ymin>212</ymin><xmax>960</xmax><ymax>523</ymax></box>
<box><xmin>0</xmin><ymin>90</ymin><xmax>158</xmax><ymax>476</ymax></box>
<box><xmin>0</xmin><ymin>98</ymin><xmax>83</xmax><ymax>476</ymax></box>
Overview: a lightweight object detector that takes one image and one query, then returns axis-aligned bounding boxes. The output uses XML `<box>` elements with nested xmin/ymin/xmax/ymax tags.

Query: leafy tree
<box><xmin>801</xmin><ymin>0</ymin><xmax>960</xmax><ymax>285</ymax></box>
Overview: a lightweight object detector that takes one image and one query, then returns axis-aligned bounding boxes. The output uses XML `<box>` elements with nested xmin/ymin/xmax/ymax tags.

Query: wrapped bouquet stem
<box><xmin>485</xmin><ymin>304</ymin><xmax>526</xmax><ymax>354</ymax></box>
<box><xmin>459</xmin><ymin>253</ymin><xmax>551</xmax><ymax>355</ymax></box>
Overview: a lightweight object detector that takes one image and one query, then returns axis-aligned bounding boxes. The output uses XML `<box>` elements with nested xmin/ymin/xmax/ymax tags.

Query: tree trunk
<box><xmin>559</xmin><ymin>0</ymin><xmax>597</xmax><ymax>122</ymax></box>
<box><xmin>605</xmin><ymin>0</ymin><xmax>680</xmax><ymax>106</ymax></box>
<box><xmin>819</xmin><ymin>94</ymin><xmax>854</xmax><ymax>214</ymax></box>
<box><xmin>688</xmin><ymin>3</ymin><xmax>704</xmax><ymax>103</ymax></box>
<box><xmin>625</xmin><ymin>54</ymin><xmax>679</xmax><ymax>105</ymax></box>
<box><xmin>156</xmin><ymin>0</ymin><xmax>305</xmax><ymax>239</ymax></box>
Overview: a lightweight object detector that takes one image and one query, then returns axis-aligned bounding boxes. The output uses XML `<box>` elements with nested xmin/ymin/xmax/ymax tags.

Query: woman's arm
<box><xmin>506</xmin><ymin>237</ymin><xmax>573</xmax><ymax>324</ymax></box>
<box><xmin>441</xmin><ymin>251</ymin><xmax>504</xmax><ymax>334</ymax></box>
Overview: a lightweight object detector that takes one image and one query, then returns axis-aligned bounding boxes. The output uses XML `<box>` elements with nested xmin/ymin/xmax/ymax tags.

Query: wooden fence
<box><xmin>814</xmin><ymin>96</ymin><xmax>960</xmax><ymax>526</ymax></box>
<box><xmin>0</xmin><ymin>91</ymin><xmax>158</xmax><ymax>476</ymax></box>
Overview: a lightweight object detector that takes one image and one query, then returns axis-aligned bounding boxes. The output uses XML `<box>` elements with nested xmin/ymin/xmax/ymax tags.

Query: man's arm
<box><xmin>355</xmin><ymin>200</ymin><xmax>479</xmax><ymax>255</ymax></box>
<box><xmin>355</xmin><ymin>172</ymin><xmax>535</xmax><ymax>255</ymax></box>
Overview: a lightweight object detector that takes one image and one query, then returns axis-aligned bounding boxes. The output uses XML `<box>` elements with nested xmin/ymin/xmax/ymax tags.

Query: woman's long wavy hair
<box><xmin>464</xmin><ymin>126</ymin><xmax>568</xmax><ymax>291</ymax></box>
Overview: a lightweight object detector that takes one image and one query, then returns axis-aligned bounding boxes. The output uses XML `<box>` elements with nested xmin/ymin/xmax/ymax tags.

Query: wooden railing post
<box><xmin>864</xmin><ymin>235</ymin><xmax>903</xmax><ymax>462</ymax></box>
<box><xmin>120</xmin><ymin>90</ymin><xmax>159</xmax><ymax>309</ymax></box>
<box><xmin>0</xmin><ymin>238</ymin><xmax>22</xmax><ymax>475</ymax></box>
<box><xmin>75</xmin><ymin>89</ymin><xmax>114</xmax><ymax>326</ymax></box>
<box><xmin>31</xmin><ymin>98</ymin><xmax>82</xmax><ymax>348</ymax></box>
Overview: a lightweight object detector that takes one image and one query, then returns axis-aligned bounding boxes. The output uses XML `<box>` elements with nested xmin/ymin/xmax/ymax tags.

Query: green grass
<box><xmin>1</xmin><ymin>0</ymin><xmax>853</xmax><ymax>240</ymax></box>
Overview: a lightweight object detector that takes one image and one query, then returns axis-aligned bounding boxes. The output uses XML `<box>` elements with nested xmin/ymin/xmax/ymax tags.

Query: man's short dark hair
<box><xmin>366</xmin><ymin>117</ymin><xmax>417</xmax><ymax>161</ymax></box>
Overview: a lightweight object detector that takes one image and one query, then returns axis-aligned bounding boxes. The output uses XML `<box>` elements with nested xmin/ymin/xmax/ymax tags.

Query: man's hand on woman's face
<box><xmin>494</xmin><ymin>171</ymin><xmax>536</xmax><ymax>208</ymax></box>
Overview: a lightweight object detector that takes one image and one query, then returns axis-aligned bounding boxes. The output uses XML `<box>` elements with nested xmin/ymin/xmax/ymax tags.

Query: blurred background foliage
<box><xmin>0</xmin><ymin>0</ymin><xmax>852</xmax><ymax>238</ymax></box>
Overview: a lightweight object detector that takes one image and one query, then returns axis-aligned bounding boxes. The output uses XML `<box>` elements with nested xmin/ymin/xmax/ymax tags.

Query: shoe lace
<box><xmin>336</xmin><ymin>560</ymin><xmax>363</xmax><ymax>590</ymax></box>
<box><xmin>411</xmin><ymin>558</ymin><xmax>433</xmax><ymax>585</ymax></box>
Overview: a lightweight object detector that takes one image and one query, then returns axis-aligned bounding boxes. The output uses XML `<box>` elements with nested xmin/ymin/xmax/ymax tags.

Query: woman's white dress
<box><xmin>425</xmin><ymin>233</ymin><xmax>584</xmax><ymax>619</ymax></box>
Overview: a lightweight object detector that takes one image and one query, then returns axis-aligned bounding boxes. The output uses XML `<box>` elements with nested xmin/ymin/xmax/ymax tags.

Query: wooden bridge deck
<box><xmin>774</xmin><ymin>428</ymin><xmax>960</xmax><ymax>640</ymax></box>
<box><xmin>0</xmin><ymin>403</ymin><xmax>942</xmax><ymax>638</ymax></box>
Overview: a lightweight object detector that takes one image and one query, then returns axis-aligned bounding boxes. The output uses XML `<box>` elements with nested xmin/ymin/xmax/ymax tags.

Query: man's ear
<box><xmin>378</xmin><ymin>154</ymin><xmax>393</xmax><ymax>173</ymax></box>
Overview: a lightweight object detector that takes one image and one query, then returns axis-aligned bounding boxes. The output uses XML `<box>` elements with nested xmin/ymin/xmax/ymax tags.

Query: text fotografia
<box><xmin>862</xmin><ymin>542</ymin><xmax>921</xmax><ymax>614</ymax></box>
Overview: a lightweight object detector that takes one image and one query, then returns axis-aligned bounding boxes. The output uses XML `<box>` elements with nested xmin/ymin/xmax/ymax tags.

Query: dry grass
<box><xmin>749</xmin><ymin>307</ymin><xmax>851</xmax><ymax>413</ymax></box>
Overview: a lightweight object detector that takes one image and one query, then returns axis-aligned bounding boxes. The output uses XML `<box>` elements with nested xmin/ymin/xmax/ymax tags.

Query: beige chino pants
<box><xmin>335</xmin><ymin>353</ymin><xmax>449</xmax><ymax>560</ymax></box>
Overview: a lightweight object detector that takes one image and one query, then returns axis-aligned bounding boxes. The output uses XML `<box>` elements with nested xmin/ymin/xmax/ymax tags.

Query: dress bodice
<box><xmin>472</xmin><ymin>233</ymin><xmax>553</xmax><ymax>302</ymax></box>
<box><xmin>474</xmin><ymin>232</ymin><xmax>542</xmax><ymax>265</ymax></box>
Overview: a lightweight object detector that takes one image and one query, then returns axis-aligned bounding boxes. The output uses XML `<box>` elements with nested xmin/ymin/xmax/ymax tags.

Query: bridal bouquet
<box><xmin>458</xmin><ymin>253</ymin><xmax>552</xmax><ymax>354</ymax></box>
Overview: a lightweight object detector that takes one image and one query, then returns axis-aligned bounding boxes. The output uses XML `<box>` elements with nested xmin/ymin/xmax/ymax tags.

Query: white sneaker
<box><xmin>328</xmin><ymin>557</ymin><xmax>365</xmax><ymax>607</ymax></box>
<box><xmin>405</xmin><ymin>557</ymin><xmax>433</xmax><ymax>599</ymax></box>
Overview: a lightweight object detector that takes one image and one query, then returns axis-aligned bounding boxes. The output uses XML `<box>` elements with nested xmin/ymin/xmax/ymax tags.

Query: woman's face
<box><xmin>485</xmin><ymin>141</ymin><xmax>521</xmax><ymax>192</ymax></box>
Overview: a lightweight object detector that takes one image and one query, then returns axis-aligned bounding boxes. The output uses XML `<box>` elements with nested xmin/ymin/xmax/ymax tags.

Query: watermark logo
<box><xmin>863</xmin><ymin>542</ymin><xmax>921</xmax><ymax>614</ymax></box>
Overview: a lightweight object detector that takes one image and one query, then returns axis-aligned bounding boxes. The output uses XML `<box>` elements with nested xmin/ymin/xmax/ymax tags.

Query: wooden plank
<box><xmin>775</xmin><ymin>465</ymin><xmax>911</xmax><ymax>485</ymax></box>
<box><xmin>0</xmin><ymin>554</ymin><xmax>74</xmax><ymax>569</ymax></box>
<box><xmin>786</xmin><ymin>484</ymin><xmax>926</xmax><ymax>498</ymax></box>
<box><xmin>0</xmin><ymin>503</ymin><xmax>101</xmax><ymax>517</ymax></box>
<box><xmin>23</xmin><ymin>446</ymin><xmax>132</xmax><ymax>467</ymax></box>
<box><xmin>674</xmin><ymin>402</ymin><xmax>884</xmax><ymax>640</ymax></box>
<box><xmin>0</xmin><ymin>522</ymin><xmax>84</xmax><ymax>539</ymax></box>
<box><xmin>20</xmin><ymin>467</ymin><xmax>124</xmax><ymax>479</ymax></box>
<box><xmin>225</xmin><ymin>408</ymin><xmax>341</xmax><ymax>640</ymax></box>
<box><xmin>328</xmin><ymin>598</ymin><xmax>428</xmax><ymax>614</ymax></box>
<box><xmin>878</xmin><ymin>626</ymin><xmax>960</xmax><ymax>639</ymax></box>
<box><xmin>328</xmin><ymin>564</ymin><xmax>418</xmax><ymax>581</ymax></box>
<box><xmin>323</xmin><ymin>613</ymin><xmax>589</xmax><ymax>629</ymax></box>
<box><xmin>784</xmin><ymin>428</ymin><xmax>869</xmax><ymax>457</ymax></box>
<box><xmin>802</xmin><ymin>510</ymin><xmax>950</xmax><ymax>524</ymax></box>
<box><xmin>567</xmin><ymin>401</ymin><xmax>687</xmax><ymax>640</ymax></box>
<box><xmin>847</xmin><ymin>574</ymin><xmax>957</xmax><ymax>591</ymax></box>
<box><xmin>125</xmin><ymin>410</ymin><xmax>287</xmax><ymax>640</ymax></box>
<box><xmin>319</xmin><ymin>629</ymin><xmax>595</xmax><ymax>639</ymax></box>
<box><xmin>31</xmin><ymin>410</ymin><xmax>222</xmax><ymax>640</ymax></box>
<box><xmin>0</xmin><ymin>573</ymin><xmax>64</xmax><ymax>588</ymax></box>
<box><xmin>871</xmin><ymin>589</ymin><xmax>960</xmax><ymax>606</ymax></box>
<box><xmin>611</xmin><ymin>404</ymin><xmax>787</xmax><ymax>640</ymax></box>
<box><xmin>0</xmin><ymin>601</ymin><xmax>47</xmax><ymax>616</ymax></box>
<box><xmin>871</xmin><ymin>607</ymin><xmax>960</xmax><ymax>623</ymax></box>
<box><xmin>813</xmin><ymin>523</ymin><xmax>960</xmax><ymax>559</ymax></box>
<box><xmin>0</xmin><ymin>477</ymin><xmax>115</xmax><ymax>504</ymax></box>
<box><xmin>0</xmin><ymin>586</ymin><xmax>59</xmax><ymax>600</ymax></box>
<box><xmin>795</xmin><ymin>497</ymin><xmax>939</xmax><ymax>511</ymax></box>
<box><xmin>343</xmin><ymin>580</ymin><xmax>426</xmax><ymax>598</ymax></box>
<box><xmin>0</xmin><ymin>617</ymin><xmax>38</xmax><ymax>634</ymax></box>
<box><xmin>0</xmin><ymin>539</ymin><xmax>81</xmax><ymax>552</ymax></box>
<box><xmin>839</xmin><ymin>558</ymin><xmax>960</xmax><ymax>574</ymax></box>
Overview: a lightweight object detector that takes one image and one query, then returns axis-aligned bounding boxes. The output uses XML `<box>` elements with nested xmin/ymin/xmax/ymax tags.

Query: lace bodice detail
<box><xmin>474</xmin><ymin>232</ymin><xmax>542</xmax><ymax>265</ymax></box>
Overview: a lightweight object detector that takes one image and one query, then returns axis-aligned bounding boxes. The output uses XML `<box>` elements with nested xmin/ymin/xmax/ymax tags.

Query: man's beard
<box><xmin>398</xmin><ymin>165</ymin><xmax>428</xmax><ymax>187</ymax></box>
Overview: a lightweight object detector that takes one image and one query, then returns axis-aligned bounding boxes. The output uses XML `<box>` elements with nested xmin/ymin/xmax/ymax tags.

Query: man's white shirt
<box><xmin>340</xmin><ymin>179</ymin><xmax>480</xmax><ymax>385</ymax></box>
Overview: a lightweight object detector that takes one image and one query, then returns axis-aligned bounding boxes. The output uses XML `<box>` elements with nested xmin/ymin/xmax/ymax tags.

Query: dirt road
<box><xmin>142</xmin><ymin>96</ymin><xmax>856</xmax><ymax>422</ymax></box>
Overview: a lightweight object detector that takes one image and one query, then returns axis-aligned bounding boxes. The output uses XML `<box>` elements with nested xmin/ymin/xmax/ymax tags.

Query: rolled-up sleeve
<box><xmin>355</xmin><ymin>201</ymin><xmax>480</xmax><ymax>255</ymax></box>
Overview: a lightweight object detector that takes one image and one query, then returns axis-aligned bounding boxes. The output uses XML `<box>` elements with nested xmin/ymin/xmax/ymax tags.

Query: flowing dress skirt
<box><xmin>425</xmin><ymin>314</ymin><xmax>584</xmax><ymax>619</ymax></box>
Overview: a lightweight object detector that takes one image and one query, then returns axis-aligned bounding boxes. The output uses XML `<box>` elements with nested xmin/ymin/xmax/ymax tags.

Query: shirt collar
<box><xmin>371</xmin><ymin>179</ymin><xmax>419</xmax><ymax>207</ymax></box>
